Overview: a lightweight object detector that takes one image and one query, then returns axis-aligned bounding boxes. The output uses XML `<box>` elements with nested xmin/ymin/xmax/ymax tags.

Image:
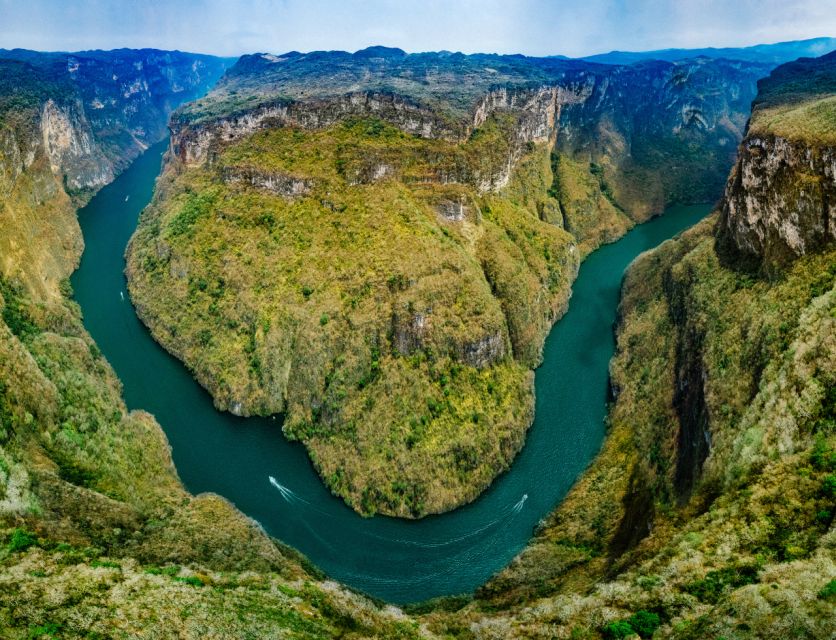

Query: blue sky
<box><xmin>1</xmin><ymin>0</ymin><xmax>834</xmax><ymax>57</ymax></box>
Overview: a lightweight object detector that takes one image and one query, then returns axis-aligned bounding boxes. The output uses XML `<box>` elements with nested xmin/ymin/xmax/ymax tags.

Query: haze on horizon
<box><xmin>1</xmin><ymin>0</ymin><xmax>835</xmax><ymax>59</ymax></box>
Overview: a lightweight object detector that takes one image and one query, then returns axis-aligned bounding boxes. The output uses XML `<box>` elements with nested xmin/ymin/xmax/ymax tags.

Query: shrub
<box><xmin>8</xmin><ymin>528</ymin><xmax>37</xmax><ymax>553</ymax></box>
<box><xmin>26</xmin><ymin>623</ymin><xmax>61</xmax><ymax>639</ymax></box>
<box><xmin>0</xmin><ymin>277</ymin><xmax>39</xmax><ymax>341</ymax></box>
<box><xmin>175</xmin><ymin>575</ymin><xmax>205</xmax><ymax>587</ymax></box>
<box><xmin>819</xmin><ymin>579</ymin><xmax>836</xmax><ymax>601</ymax></box>
<box><xmin>821</xmin><ymin>475</ymin><xmax>836</xmax><ymax>498</ymax></box>
<box><xmin>628</xmin><ymin>610</ymin><xmax>661</xmax><ymax>637</ymax></box>
<box><xmin>602</xmin><ymin>620</ymin><xmax>635</xmax><ymax>639</ymax></box>
<box><xmin>601</xmin><ymin>610</ymin><xmax>660</xmax><ymax>639</ymax></box>
<box><xmin>167</xmin><ymin>190</ymin><xmax>218</xmax><ymax>237</ymax></box>
<box><xmin>685</xmin><ymin>564</ymin><xmax>759</xmax><ymax>603</ymax></box>
<box><xmin>810</xmin><ymin>437</ymin><xmax>836</xmax><ymax>471</ymax></box>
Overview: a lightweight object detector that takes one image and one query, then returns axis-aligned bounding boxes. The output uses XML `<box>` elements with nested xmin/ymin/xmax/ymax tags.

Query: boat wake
<box><xmin>269</xmin><ymin>476</ymin><xmax>309</xmax><ymax>505</ymax></box>
<box><xmin>268</xmin><ymin>475</ymin><xmax>529</xmax><ymax>555</ymax></box>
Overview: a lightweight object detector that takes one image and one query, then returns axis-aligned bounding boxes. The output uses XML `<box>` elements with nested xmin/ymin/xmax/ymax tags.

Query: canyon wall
<box><xmin>0</xmin><ymin>50</ymin><xmax>229</xmax><ymax>300</ymax></box>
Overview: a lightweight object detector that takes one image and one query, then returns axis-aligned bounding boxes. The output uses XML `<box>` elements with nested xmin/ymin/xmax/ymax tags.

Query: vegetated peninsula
<box><xmin>126</xmin><ymin>48</ymin><xmax>769</xmax><ymax>517</ymax></box>
<box><xmin>1</xmin><ymin>46</ymin><xmax>834</xmax><ymax>639</ymax></box>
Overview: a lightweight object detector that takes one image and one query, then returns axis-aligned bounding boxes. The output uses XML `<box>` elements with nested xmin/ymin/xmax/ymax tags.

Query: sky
<box><xmin>1</xmin><ymin>0</ymin><xmax>835</xmax><ymax>58</ymax></box>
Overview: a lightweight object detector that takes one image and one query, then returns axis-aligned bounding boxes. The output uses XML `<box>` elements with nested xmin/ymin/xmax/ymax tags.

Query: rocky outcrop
<box><xmin>552</xmin><ymin>58</ymin><xmax>771</xmax><ymax>248</ymax></box>
<box><xmin>171</xmin><ymin>92</ymin><xmax>462</xmax><ymax>165</ymax></box>
<box><xmin>716</xmin><ymin>52</ymin><xmax>836</xmax><ymax>273</ymax></box>
<box><xmin>434</xmin><ymin>199</ymin><xmax>471</xmax><ymax>221</ymax></box>
<box><xmin>391</xmin><ymin>309</ymin><xmax>429</xmax><ymax>355</ymax></box>
<box><xmin>221</xmin><ymin>165</ymin><xmax>311</xmax><ymax>198</ymax></box>
<box><xmin>130</xmin><ymin>50</ymin><xmax>780</xmax><ymax>520</ymax></box>
<box><xmin>473</xmin><ymin>83</ymin><xmax>593</xmax><ymax>139</ymax></box>
<box><xmin>717</xmin><ymin>135</ymin><xmax>836</xmax><ymax>271</ymax></box>
<box><xmin>464</xmin><ymin>84</ymin><xmax>595</xmax><ymax>191</ymax></box>
<box><xmin>40</xmin><ymin>99</ymin><xmax>113</xmax><ymax>191</ymax></box>
<box><xmin>172</xmin><ymin>83</ymin><xmax>596</xmax><ymax>196</ymax></box>
<box><xmin>458</xmin><ymin>332</ymin><xmax>507</xmax><ymax>368</ymax></box>
<box><xmin>391</xmin><ymin>309</ymin><xmax>508</xmax><ymax>368</ymax></box>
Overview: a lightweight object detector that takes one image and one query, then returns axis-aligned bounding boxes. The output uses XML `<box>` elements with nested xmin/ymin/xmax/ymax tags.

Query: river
<box><xmin>71</xmin><ymin>138</ymin><xmax>710</xmax><ymax>603</ymax></box>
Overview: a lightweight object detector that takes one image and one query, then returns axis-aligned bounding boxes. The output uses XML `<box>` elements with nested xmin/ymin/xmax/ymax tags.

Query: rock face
<box><xmin>221</xmin><ymin>165</ymin><xmax>311</xmax><ymax>198</ymax></box>
<box><xmin>1</xmin><ymin>48</ymin><xmax>438</xmax><ymax>640</ymax></box>
<box><xmin>553</xmin><ymin>57</ymin><xmax>772</xmax><ymax>251</ymax></box>
<box><xmin>172</xmin><ymin>92</ymin><xmax>462</xmax><ymax>164</ymax></box>
<box><xmin>2</xmin><ymin>49</ymin><xmax>231</xmax><ymax>194</ymax></box>
<box><xmin>477</xmin><ymin>54</ymin><xmax>836</xmax><ymax>636</ymax></box>
<box><xmin>718</xmin><ymin>135</ymin><xmax>835</xmax><ymax>270</ymax></box>
<box><xmin>4</xmin><ymin>45</ymin><xmax>836</xmax><ymax>640</ymax></box>
<box><xmin>129</xmin><ymin>52</ymin><xmax>600</xmax><ymax>518</ymax></box>
<box><xmin>40</xmin><ymin>99</ymin><xmax>114</xmax><ymax>190</ymax></box>
<box><xmin>716</xmin><ymin>52</ymin><xmax>836</xmax><ymax>272</ymax></box>
<box><xmin>171</xmin><ymin>83</ymin><xmax>594</xmax><ymax>194</ymax></box>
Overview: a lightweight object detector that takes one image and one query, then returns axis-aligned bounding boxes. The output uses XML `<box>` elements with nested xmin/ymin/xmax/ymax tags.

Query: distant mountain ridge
<box><xmin>581</xmin><ymin>36</ymin><xmax>836</xmax><ymax>65</ymax></box>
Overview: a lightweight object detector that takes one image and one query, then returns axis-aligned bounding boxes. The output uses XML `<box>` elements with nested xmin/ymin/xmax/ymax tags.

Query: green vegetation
<box><xmin>129</xmin><ymin>48</ymin><xmax>771</xmax><ymax>517</ymax></box>
<box><xmin>602</xmin><ymin>610</ymin><xmax>661</xmax><ymax>639</ymax></box>
<box><xmin>7</xmin><ymin>528</ymin><xmax>37</xmax><ymax>553</ymax></box>
<box><xmin>0</xmin><ymin>45</ymin><xmax>445</xmax><ymax>639</ymax></box>
<box><xmin>3</xmin><ymin>45</ymin><xmax>835</xmax><ymax>639</ymax></box>
<box><xmin>0</xmin><ymin>59</ymin><xmax>73</xmax><ymax>125</ymax></box>
<box><xmin>443</xmin><ymin>213</ymin><xmax>835</xmax><ymax>637</ymax></box>
<box><xmin>685</xmin><ymin>564</ymin><xmax>760</xmax><ymax>603</ymax></box>
<box><xmin>0</xmin><ymin>277</ymin><xmax>40</xmax><ymax>341</ymax></box>
<box><xmin>550</xmin><ymin>153</ymin><xmax>632</xmax><ymax>255</ymax></box>
<box><xmin>0</xmin><ymin>233</ymin><xmax>425</xmax><ymax>640</ymax></box>
<box><xmin>179</xmin><ymin>48</ymin><xmax>585</xmax><ymax>126</ymax></box>
<box><xmin>751</xmin><ymin>94</ymin><xmax>836</xmax><ymax>144</ymax></box>
<box><xmin>748</xmin><ymin>51</ymin><xmax>836</xmax><ymax>143</ymax></box>
<box><xmin>128</xmin><ymin>115</ymin><xmax>577</xmax><ymax>517</ymax></box>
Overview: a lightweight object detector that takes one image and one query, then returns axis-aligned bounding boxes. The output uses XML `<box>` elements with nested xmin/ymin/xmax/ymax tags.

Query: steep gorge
<box><xmin>456</xmin><ymin>52</ymin><xmax>836</xmax><ymax>639</ymax></box>
<box><xmin>127</xmin><ymin>49</ymin><xmax>768</xmax><ymax>518</ymax></box>
<box><xmin>1</xmin><ymin>45</ymin><xmax>834</xmax><ymax>639</ymax></box>
<box><xmin>0</xmin><ymin>50</ymin><xmax>229</xmax><ymax>299</ymax></box>
<box><xmin>0</xmin><ymin>48</ymin><xmax>430</xmax><ymax>639</ymax></box>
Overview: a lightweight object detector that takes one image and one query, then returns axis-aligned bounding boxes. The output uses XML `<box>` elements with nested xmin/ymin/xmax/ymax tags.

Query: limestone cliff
<box><xmin>717</xmin><ymin>51</ymin><xmax>836</xmax><ymax>273</ymax></box>
<box><xmin>0</xmin><ymin>49</ymin><xmax>428</xmax><ymax>640</ymax></box>
<box><xmin>718</xmin><ymin>136</ymin><xmax>835</xmax><ymax>271</ymax></box>
<box><xmin>554</xmin><ymin>57</ymin><xmax>771</xmax><ymax>253</ymax></box>
<box><xmin>1</xmin><ymin>45</ymin><xmax>835</xmax><ymax>640</ymax></box>
<box><xmin>128</xmin><ymin>92</ymin><xmax>582</xmax><ymax>518</ymax></box>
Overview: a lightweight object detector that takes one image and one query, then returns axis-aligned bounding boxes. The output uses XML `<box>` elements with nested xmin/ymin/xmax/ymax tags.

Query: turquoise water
<box><xmin>71</xmin><ymin>139</ymin><xmax>710</xmax><ymax>603</ymax></box>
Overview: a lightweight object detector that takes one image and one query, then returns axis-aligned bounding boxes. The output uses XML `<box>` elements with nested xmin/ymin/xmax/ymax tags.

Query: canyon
<box><xmin>126</xmin><ymin>49</ymin><xmax>769</xmax><ymax>517</ymax></box>
<box><xmin>0</xmin><ymin>41</ymin><xmax>834</xmax><ymax>639</ymax></box>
